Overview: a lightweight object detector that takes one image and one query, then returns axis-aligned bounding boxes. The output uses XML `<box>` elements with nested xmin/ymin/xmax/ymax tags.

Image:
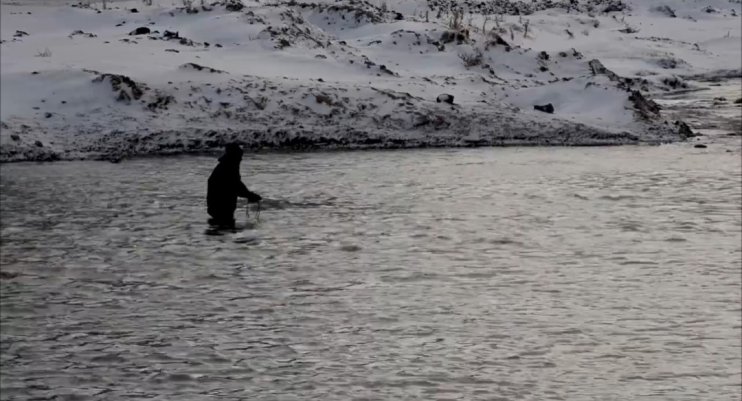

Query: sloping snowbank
<box><xmin>1</xmin><ymin>0</ymin><xmax>738</xmax><ymax>161</ymax></box>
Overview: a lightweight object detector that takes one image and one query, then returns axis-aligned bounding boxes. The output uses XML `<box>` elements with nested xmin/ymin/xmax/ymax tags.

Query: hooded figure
<box><xmin>207</xmin><ymin>143</ymin><xmax>261</xmax><ymax>228</ymax></box>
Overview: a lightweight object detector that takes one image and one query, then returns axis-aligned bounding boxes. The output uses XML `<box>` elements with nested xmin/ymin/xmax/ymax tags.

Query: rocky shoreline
<box><xmin>1</xmin><ymin>0</ymin><xmax>738</xmax><ymax>162</ymax></box>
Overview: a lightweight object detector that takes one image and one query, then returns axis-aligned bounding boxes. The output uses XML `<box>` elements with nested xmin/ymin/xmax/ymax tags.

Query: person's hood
<box><xmin>219</xmin><ymin>144</ymin><xmax>243</xmax><ymax>163</ymax></box>
<box><xmin>218</xmin><ymin>154</ymin><xmax>240</xmax><ymax>163</ymax></box>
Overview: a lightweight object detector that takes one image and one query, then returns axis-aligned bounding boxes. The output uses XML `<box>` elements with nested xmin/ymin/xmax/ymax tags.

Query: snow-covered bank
<box><xmin>1</xmin><ymin>0</ymin><xmax>739</xmax><ymax>161</ymax></box>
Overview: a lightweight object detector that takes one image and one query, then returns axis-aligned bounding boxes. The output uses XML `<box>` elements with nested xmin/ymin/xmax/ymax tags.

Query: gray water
<box><xmin>1</xmin><ymin>142</ymin><xmax>741</xmax><ymax>400</ymax></box>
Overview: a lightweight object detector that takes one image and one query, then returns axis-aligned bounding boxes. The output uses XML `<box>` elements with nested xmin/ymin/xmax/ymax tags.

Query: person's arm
<box><xmin>237</xmin><ymin>180</ymin><xmax>262</xmax><ymax>203</ymax></box>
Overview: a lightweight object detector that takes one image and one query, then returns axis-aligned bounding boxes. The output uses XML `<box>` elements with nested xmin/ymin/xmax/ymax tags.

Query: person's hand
<box><xmin>248</xmin><ymin>192</ymin><xmax>262</xmax><ymax>203</ymax></box>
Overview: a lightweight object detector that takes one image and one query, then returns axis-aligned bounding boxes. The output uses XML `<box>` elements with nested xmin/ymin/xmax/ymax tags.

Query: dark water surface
<box><xmin>1</xmin><ymin>143</ymin><xmax>740</xmax><ymax>400</ymax></box>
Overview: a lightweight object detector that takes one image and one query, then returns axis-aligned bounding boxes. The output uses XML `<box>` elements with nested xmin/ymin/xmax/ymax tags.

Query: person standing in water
<box><xmin>207</xmin><ymin>143</ymin><xmax>262</xmax><ymax>228</ymax></box>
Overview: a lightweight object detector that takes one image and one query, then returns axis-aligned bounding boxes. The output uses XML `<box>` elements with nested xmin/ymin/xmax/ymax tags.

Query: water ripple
<box><xmin>1</xmin><ymin>145</ymin><xmax>740</xmax><ymax>400</ymax></box>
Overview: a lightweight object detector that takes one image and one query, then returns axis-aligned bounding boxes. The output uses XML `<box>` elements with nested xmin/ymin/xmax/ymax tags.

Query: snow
<box><xmin>1</xmin><ymin>0</ymin><xmax>739</xmax><ymax>161</ymax></box>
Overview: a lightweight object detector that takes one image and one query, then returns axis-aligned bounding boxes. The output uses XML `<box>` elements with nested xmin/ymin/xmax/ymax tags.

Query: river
<box><xmin>1</xmin><ymin>136</ymin><xmax>740</xmax><ymax>400</ymax></box>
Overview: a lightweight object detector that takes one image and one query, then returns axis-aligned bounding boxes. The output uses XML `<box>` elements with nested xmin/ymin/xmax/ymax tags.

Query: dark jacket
<box><xmin>207</xmin><ymin>152</ymin><xmax>260</xmax><ymax>221</ymax></box>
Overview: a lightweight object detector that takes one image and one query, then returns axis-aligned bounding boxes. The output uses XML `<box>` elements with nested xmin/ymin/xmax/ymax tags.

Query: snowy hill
<box><xmin>1</xmin><ymin>0</ymin><xmax>740</xmax><ymax>161</ymax></box>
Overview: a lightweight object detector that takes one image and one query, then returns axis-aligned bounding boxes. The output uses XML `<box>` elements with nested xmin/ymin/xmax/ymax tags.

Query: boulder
<box><xmin>129</xmin><ymin>27</ymin><xmax>150</xmax><ymax>35</ymax></box>
<box><xmin>225</xmin><ymin>0</ymin><xmax>244</xmax><ymax>12</ymax></box>
<box><xmin>629</xmin><ymin>91</ymin><xmax>661</xmax><ymax>119</ymax></box>
<box><xmin>534</xmin><ymin>103</ymin><xmax>555</xmax><ymax>114</ymax></box>
<box><xmin>436</xmin><ymin>94</ymin><xmax>454</xmax><ymax>104</ymax></box>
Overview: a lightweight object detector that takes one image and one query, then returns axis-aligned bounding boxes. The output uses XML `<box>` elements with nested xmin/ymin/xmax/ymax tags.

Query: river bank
<box><xmin>2</xmin><ymin>0</ymin><xmax>739</xmax><ymax>161</ymax></box>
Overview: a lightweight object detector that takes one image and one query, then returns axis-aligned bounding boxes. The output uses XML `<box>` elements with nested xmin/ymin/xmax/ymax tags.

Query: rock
<box><xmin>538</xmin><ymin>51</ymin><xmax>549</xmax><ymax>61</ymax></box>
<box><xmin>588</xmin><ymin>59</ymin><xmax>620</xmax><ymax>82</ymax></box>
<box><xmin>440</xmin><ymin>29</ymin><xmax>469</xmax><ymax>44</ymax></box>
<box><xmin>91</xmin><ymin>72</ymin><xmax>146</xmax><ymax>102</ymax></box>
<box><xmin>694</xmin><ymin>144</ymin><xmax>707</xmax><ymax>148</ymax></box>
<box><xmin>315</xmin><ymin>94</ymin><xmax>333</xmax><ymax>106</ymax></box>
<box><xmin>44</xmin><ymin>112</ymin><xmax>52</xmax><ymax>118</ymax></box>
<box><xmin>603</xmin><ymin>3</ymin><xmax>626</xmax><ymax>13</ymax></box>
<box><xmin>130</xmin><ymin>8</ymin><xmax>138</xmax><ymax>13</ymax></box>
<box><xmin>69</xmin><ymin>30</ymin><xmax>97</xmax><ymax>38</ymax></box>
<box><xmin>277</xmin><ymin>38</ymin><xmax>290</xmax><ymax>49</ymax></box>
<box><xmin>225</xmin><ymin>0</ymin><xmax>244</xmax><ymax>12</ymax></box>
<box><xmin>379</xmin><ymin>65</ymin><xmax>395</xmax><ymax>75</ymax></box>
<box><xmin>676</xmin><ymin>121</ymin><xmax>695</xmax><ymax>138</ymax></box>
<box><xmin>657</xmin><ymin>57</ymin><xmax>683</xmax><ymax>69</ymax></box>
<box><xmin>662</xmin><ymin>76</ymin><xmax>687</xmax><ymax>89</ymax></box>
<box><xmin>628</xmin><ymin>91</ymin><xmax>661</xmax><ymax>119</ymax></box>
<box><xmin>618</xmin><ymin>26</ymin><xmax>639</xmax><ymax>34</ymax></box>
<box><xmin>534</xmin><ymin>103</ymin><xmax>555</xmax><ymax>114</ymax></box>
<box><xmin>147</xmin><ymin>95</ymin><xmax>174</xmax><ymax>111</ymax></box>
<box><xmin>129</xmin><ymin>27</ymin><xmax>150</xmax><ymax>35</ymax></box>
<box><xmin>652</xmin><ymin>5</ymin><xmax>676</xmax><ymax>17</ymax></box>
<box><xmin>436</xmin><ymin>94</ymin><xmax>454</xmax><ymax>104</ymax></box>
<box><xmin>394</xmin><ymin>12</ymin><xmax>404</xmax><ymax>20</ymax></box>
<box><xmin>14</xmin><ymin>30</ymin><xmax>28</xmax><ymax>37</ymax></box>
<box><xmin>10</xmin><ymin>134</ymin><xmax>20</xmax><ymax>141</ymax></box>
<box><xmin>734</xmin><ymin>98</ymin><xmax>742</xmax><ymax>104</ymax></box>
<box><xmin>34</xmin><ymin>140</ymin><xmax>43</xmax><ymax>147</ymax></box>
<box><xmin>163</xmin><ymin>30</ymin><xmax>179</xmax><ymax>39</ymax></box>
<box><xmin>179</xmin><ymin>63</ymin><xmax>225</xmax><ymax>73</ymax></box>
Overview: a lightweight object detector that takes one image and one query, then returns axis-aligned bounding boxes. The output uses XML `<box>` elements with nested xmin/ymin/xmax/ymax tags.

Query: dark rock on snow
<box><xmin>652</xmin><ymin>5</ymin><xmax>676</xmax><ymax>18</ymax></box>
<box><xmin>629</xmin><ymin>91</ymin><xmax>661</xmax><ymax>119</ymax></box>
<box><xmin>436</xmin><ymin>94</ymin><xmax>454</xmax><ymax>104</ymax></box>
<box><xmin>676</xmin><ymin>121</ymin><xmax>695</xmax><ymax>138</ymax></box>
<box><xmin>225</xmin><ymin>0</ymin><xmax>244</xmax><ymax>12</ymax></box>
<box><xmin>534</xmin><ymin>103</ymin><xmax>555</xmax><ymax>114</ymax></box>
<box><xmin>129</xmin><ymin>27</ymin><xmax>150</xmax><ymax>35</ymax></box>
<box><xmin>180</xmin><ymin>63</ymin><xmax>225</xmax><ymax>73</ymax></box>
